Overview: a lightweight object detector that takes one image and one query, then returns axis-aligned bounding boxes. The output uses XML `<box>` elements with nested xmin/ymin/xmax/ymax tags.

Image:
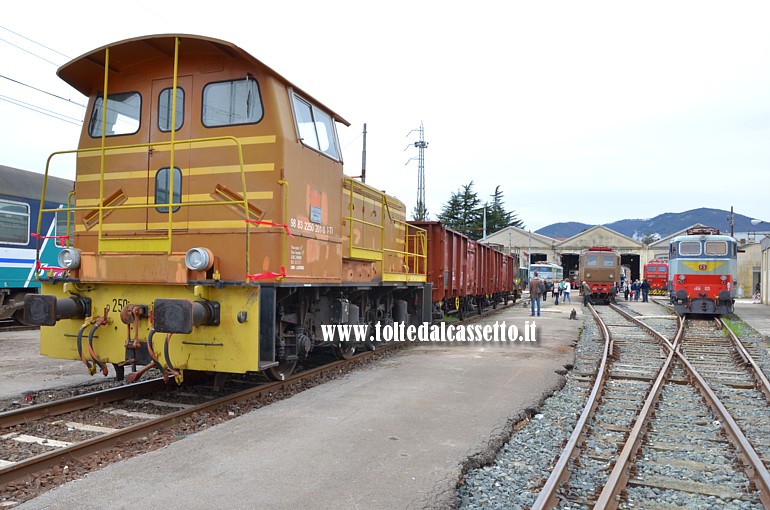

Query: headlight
<box><xmin>609</xmin><ymin>273</ymin><xmax>614</xmax><ymax>279</ymax></box>
<box><xmin>185</xmin><ymin>247</ymin><xmax>214</xmax><ymax>271</ymax></box>
<box><xmin>678</xmin><ymin>275</ymin><xmax>686</xmax><ymax>283</ymax></box>
<box><xmin>720</xmin><ymin>275</ymin><xmax>727</xmax><ymax>282</ymax></box>
<box><xmin>585</xmin><ymin>273</ymin><xmax>591</xmax><ymax>278</ymax></box>
<box><xmin>58</xmin><ymin>248</ymin><xmax>81</xmax><ymax>269</ymax></box>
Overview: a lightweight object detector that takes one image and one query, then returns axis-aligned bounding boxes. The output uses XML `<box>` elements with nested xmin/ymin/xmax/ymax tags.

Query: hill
<box><xmin>536</xmin><ymin>208</ymin><xmax>759</xmax><ymax>240</ymax></box>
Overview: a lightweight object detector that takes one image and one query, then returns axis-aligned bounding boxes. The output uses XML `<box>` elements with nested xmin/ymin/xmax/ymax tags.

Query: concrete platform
<box><xmin>13</xmin><ymin>298</ymin><xmax>585</xmax><ymax>510</ymax></box>
<box><xmin>732</xmin><ymin>299</ymin><xmax>770</xmax><ymax>338</ymax></box>
<box><xmin>0</xmin><ymin>330</ymin><xmax>115</xmax><ymax>402</ymax></box>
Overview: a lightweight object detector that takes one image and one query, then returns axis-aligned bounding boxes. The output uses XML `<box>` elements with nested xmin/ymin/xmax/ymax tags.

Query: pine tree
<box><xmin>438</xmin><ymin>183</ymin><xmax>524</xmax><ymax>240</ymax></box>
<box><xmin>411</xmin><ymin>201</ymin><xmax>429</xmax><ymax>221</ymax></box>
<box><xmin>438</xmin><ymin>181</ymin><xmax>482</xmax><ymax>239</ymax></box>
<box><xmin>486</xmin><ymin>186</ymin><xmax>524</xmax><ymax>232</ymax></box>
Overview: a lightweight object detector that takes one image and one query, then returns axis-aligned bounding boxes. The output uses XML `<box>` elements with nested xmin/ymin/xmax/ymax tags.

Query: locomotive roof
<box><xmin>57</xmin><ymin>34</ymin><xmax>350</xmax><ymax>126</ymax></box>
<box><xmin>670</xmin><ymin>232</ymin><xmax>736</xmax><ymax>243</ymax></box>
<box><xmin>0</xmin><ymin>165</ymin><xmax>73</xmax><ymax>205</ymax></box>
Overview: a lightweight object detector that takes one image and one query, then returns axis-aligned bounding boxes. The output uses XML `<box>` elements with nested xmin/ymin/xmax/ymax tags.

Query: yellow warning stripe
<box><xmin>75</xmin><ymin>191</ymin><xmax>272</xmax><ymax>207</ymax></box>
<box><xmin>75</xmin><ymin>219</ymin><xmax>280</xmax><ymax>232</ymax></box>
<box><xmin>76</xmin><ymin>135</ymin><xmax>277</xmax><ymax>159</ymax></box>
<box><xmin>77</xmin><ymin>163</ymin><xmax>274</xmax><ymax>182</ymax></box>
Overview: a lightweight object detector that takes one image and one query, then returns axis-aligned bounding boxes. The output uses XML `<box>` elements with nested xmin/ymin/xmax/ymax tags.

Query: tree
<box><xmin>438</xmin><ymin>181</ymin><xmax>481</xmax><ymax>238</ymax></box>
<box><xmin>485</xmin><ymin>185</ymin><xmax>524</xmax><ymax>233</ymax></box>
<box><xmin>640</xmin><ymin>232</ymin><xmax>660</xmax><ymax>246</ymax></box>
<box><xmin>411</xmin><ymin>201</ymin><xmax>429</xmax><ymax>221</ymax></box>
<box><xmin>438</xmin><ymin>183</ymin><xmax>524</xmax><ymax>240</ymax></box>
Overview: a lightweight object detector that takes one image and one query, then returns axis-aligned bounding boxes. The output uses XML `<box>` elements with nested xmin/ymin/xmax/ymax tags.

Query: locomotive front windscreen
<box><xmin>678</xmin><ymin>242</ymin><xmax>701</xmax><ymax>256</ymax></box>
<box><xmin>705</xmin><ymin>241</ymin><xmax>728</xmax><ymax>256</ymax></box>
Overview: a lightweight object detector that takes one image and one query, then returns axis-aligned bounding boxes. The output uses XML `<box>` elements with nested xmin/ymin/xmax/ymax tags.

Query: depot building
<box><xmin>482</xmin><ymin>223</ymin><xmax>759</xmax><ymax>299</ymax></box>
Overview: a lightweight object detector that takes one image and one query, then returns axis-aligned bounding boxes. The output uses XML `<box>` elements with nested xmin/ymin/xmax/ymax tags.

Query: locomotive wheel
<box><xmin>265</xmin><ymin>360</ymin><xmax>298</xmax><ymax>381</ymax></box>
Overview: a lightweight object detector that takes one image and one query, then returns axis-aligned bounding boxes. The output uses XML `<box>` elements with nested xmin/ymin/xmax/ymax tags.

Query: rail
<box><xmin>720</xmin><ymin>317</ymin><xmax>770</xmax><ymax>401</ymax></box>
<box><xmin>0</xmin><ymin>346</ymin><xmax>395</xmax><ymax>489</ymax></box>
<box><xmin>531</xmin><ymin>302</ymin><xmax>611</xmax><ymax>509</ymax></box>
<box><xmin>592</xmin><ymin>304</ymin><xmax>682</xmax><ymax>509</ymax></box>
<box><xmin>594</xmin><ymin>305</ymin><xmax>770</xmax><ymax>509</ymax></box>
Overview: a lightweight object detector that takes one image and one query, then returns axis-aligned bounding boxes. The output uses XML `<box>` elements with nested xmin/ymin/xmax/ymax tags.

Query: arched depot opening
<box><xmin>621</xmin><ymin>253</ymin><xmax>641</xmax><ymax>281</ymax></box>
<box><xmin>560</xmin><ymin>253</ymin><xmax>579</xmax><ymax>284</ymax></box>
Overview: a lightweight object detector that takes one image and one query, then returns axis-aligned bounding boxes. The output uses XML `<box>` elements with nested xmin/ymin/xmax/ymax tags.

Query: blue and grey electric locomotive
<box><xmin>668</xmin><ymin>227</ymin><xmax>737</xmax><ymax>315</ymax></box>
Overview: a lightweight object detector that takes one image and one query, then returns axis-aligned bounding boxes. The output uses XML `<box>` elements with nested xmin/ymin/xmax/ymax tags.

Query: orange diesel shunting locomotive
<box><xmin>25</xmin><ymin>34</ymin><xmax>429</xmax><ymax>383</ymax></box>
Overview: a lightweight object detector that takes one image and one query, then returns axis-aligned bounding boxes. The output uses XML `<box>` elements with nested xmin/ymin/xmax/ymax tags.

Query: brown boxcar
<box><xmin>410</xmin><ymin>221</ymin><xmax>517</xmax><ymax>318</ymax></box>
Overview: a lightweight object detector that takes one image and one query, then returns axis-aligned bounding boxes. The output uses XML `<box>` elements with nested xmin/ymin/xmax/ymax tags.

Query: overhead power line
<box><xmin>0</xmin><ymin>25</ymin><xmax>71</xmax><ymax>60</ymax></box>
<box><xmin>0</xmin><ymin>36</ymin><xmax>61</xmax><ymax>67</ymax></box>
<box><xmin>0</xmin><ymin>95</ymin><xmax>81</xmax><ymax>126</ymax></box>
<box><xmin>0</xmin><ymin>74</ymin><xmax>85</xmax><ymax>108</ymax></box>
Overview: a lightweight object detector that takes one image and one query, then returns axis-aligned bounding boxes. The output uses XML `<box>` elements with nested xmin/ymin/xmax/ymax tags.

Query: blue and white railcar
<box><xmin>0</xmin><ymin>165</ymin><xmax>72</xmax><ymax>323</ymax></box>
<box><xmin>668</xmin><ymin>227</ymin><xmax>737</xmax><ymax>315</ymax></box>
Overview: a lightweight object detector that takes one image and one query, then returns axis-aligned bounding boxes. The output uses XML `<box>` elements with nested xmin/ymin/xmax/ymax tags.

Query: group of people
<box><xmin>620</xmin><ymin>279</ymin><xmax>650</xmax><ymax>302</ymax></box>
<box><xmin>529</xmin><ymin>272</ymin><xmax>655</xmax><ymax>315</ymax></box>
<box><xmin>528</xmin><ymin>272</ymin><xmax>572</xmax><ymax>317</ymax></box>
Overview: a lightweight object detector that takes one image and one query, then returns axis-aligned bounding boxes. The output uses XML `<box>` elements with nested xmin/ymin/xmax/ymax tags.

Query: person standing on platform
<box><xmin>641</xmin><ymin>279</ymin><xmax>650</xmax><ymax>302</ymax></box>
<box><xmin>529</xmin><ymin>272</ymin><xmax>544</xmax><ymax>317</ymax></box>
<box><xmin>562</xmin><ymin>279</ymin><xmax>572</xmax><ymax>304</ymax></box>
<box><xmin>581</xmin><ymin>280</ymin><xmax>592</xmax><ymax>307</ymax></box>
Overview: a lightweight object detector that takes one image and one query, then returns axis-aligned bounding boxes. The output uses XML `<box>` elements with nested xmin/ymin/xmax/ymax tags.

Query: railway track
<box><xmin>0</xmin><ymin>348</ymin><xmax>387</xmax><ymax>503</ymax></box>
<box><xmin>458</xmin><ymin>300</ymin><xmax>770</xmax><ymax>509</ymax></box>
<box><xmin>529</xmin><ymin>303</ymin><xmax>770</xmax><ymax>509</ymax></box>
<box><xmin>2</xmin><ymin>300</ymin><xmax>517</xmax><ymax>505</ymax></box>
<box><xmin>0</xmin><ymin>321</ymin><xmax>37</xmax><ymax>333</ymax></box>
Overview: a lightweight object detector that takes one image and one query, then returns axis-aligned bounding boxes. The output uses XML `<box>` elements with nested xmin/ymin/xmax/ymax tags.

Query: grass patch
<box><xmin>723</xmin><ymin>316</ymin><xmax>760</xmax><ymax>338</ymax></box>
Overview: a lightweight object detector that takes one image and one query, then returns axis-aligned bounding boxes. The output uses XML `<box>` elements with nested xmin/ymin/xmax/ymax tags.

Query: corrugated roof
<box><xmin>0</xmin><ymin>165</ymin><xmax>73</xmax><ymax>204</ymax></box>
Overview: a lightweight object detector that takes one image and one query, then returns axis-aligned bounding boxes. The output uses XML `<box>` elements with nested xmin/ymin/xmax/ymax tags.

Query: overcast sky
<box><xmin>2</xmin><ymin>1</ymin><xmax>769</xmax><ymax>232</ymax></box>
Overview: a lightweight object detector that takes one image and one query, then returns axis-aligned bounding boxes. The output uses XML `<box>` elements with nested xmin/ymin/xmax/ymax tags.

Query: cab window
<box><xmin>586</xmin><ymin>255</ymin><xmax>597</xmax><ymax>267</ymax></box>
<box><xmin>159</xmin><ymin>87</ymin><xmax>184</xmax><ymax>132</ymax></box>
<box><xmin>155</xmin><ymin>167</ymin><xmax>182</xmax><ymax>212</ymax></box>
<box><xmin>678</xmin><ymin>242</ymin><xmax>701</xmax><ymax>256</ymax></box>
<box><xmin>704</xmin><ymin>241</ymin><xmax>727</xmax><ymax>256</ymax></box>
<box><xmin>602</xmin><ymin>256</ymin><xmax>615</xmax><ymax>267</ymax></box>
<box><xmin>292</xmin><ymin>93</ymin><xmax>340</xmax><ymax>160</ymax></box>
<box><xmin>89</xmin><ymin>92</ymin><xmax>141</xmax><ymax>137</ymax></box>
<box><xmin>202</xmin><ymin>78</ymin><xmax>262</xmax><ymax>127</ymax></box>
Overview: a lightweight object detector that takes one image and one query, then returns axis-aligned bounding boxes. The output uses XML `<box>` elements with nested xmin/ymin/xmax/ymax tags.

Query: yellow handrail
<box><xmin>37</xmin><ymin>135</ymin><xmax>256</xmax><ymax>273</ymax></box>
<box><xmin>343</xmin><ymin>177</ymin><xmax>427</xmax><ymax>277</ymax></box>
